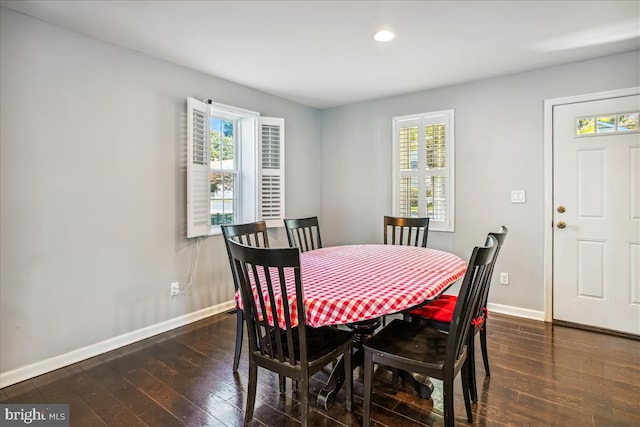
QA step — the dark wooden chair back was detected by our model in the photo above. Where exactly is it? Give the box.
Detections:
[221,221,270,372]
[383,215,430,247]
[227,239,353,425]
[447,235,497,364]
[284,216,322,252]
[468,225,508,389]
[228,240,307,367]
[381,215,430,325]
[481,225,508,308]
[221,221,270,292]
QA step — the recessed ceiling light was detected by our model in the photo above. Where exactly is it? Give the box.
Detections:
[373,30,395,42]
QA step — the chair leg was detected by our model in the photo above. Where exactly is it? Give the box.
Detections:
[300,378,309,426]
[442,372,455,427]
[344,345,352,412]
[391,368,400,393]
[468,335,478,402]
[233,310,243,372]
[461,362,473,423]
[480,326,490,376]
[244,362,258,426]
[362,351,374,427]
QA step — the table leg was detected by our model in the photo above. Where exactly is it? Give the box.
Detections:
[399,371,434,399]
[317,317,381,409]
[316,316,435,407]
[317,347,363,409]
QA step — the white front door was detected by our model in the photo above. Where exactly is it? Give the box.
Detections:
[553,94,640,335]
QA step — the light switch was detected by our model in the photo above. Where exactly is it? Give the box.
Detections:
[511,190,526,204]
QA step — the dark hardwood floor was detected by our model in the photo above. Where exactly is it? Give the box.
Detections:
[2,312,639,426]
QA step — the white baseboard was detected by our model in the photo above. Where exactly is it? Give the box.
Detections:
[487,302,545,321]
[0,300,236,388]
[1,300,544,388]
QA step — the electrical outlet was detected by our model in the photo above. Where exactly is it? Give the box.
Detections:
[170,282,180,296]
[499,272,509,285]
[510,190,526,204]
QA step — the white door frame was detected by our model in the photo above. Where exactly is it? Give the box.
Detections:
[543,86,640,322]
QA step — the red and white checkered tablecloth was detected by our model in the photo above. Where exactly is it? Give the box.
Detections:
[236,244,467,329]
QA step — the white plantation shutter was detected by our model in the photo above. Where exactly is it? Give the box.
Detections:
[186,97,285,236]
[259,117,285,228]
[425,122,449,222]
[393,110,454,232]
[187,97,211,238]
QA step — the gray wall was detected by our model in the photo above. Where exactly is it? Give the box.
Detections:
[319,50,640,312]
[0,8,320,375]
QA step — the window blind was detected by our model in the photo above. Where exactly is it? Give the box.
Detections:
[259,118,285,227]
[393,110,454,232]
[187,98,212,238]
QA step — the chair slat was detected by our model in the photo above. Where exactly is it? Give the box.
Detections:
[383,216,429,247]
[284,216,323,252]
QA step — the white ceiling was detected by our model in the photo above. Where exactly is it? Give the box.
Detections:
[2,0,639,109]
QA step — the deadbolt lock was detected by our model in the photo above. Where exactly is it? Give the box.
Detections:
[557,206,566,213]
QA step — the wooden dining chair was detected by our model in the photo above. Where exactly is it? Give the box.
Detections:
[405,225,508,401]
[381,216,430,325]
[363,235,498,427]
[227,239,353,426]
[283,216,323,252]
[221,221,270,372]
[383,215,430,247]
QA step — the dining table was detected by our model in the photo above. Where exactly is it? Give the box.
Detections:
[237,243,467,408]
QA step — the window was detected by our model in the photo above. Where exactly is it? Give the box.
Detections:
[187,98,284,237]
[576,111,639,136]
[210,113,238,227]
[392,110,454,232]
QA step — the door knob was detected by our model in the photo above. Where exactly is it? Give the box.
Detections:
[557,221,566,229]
[557,206,566,213]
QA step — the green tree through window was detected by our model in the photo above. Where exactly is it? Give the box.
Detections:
[210,117,235,225]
